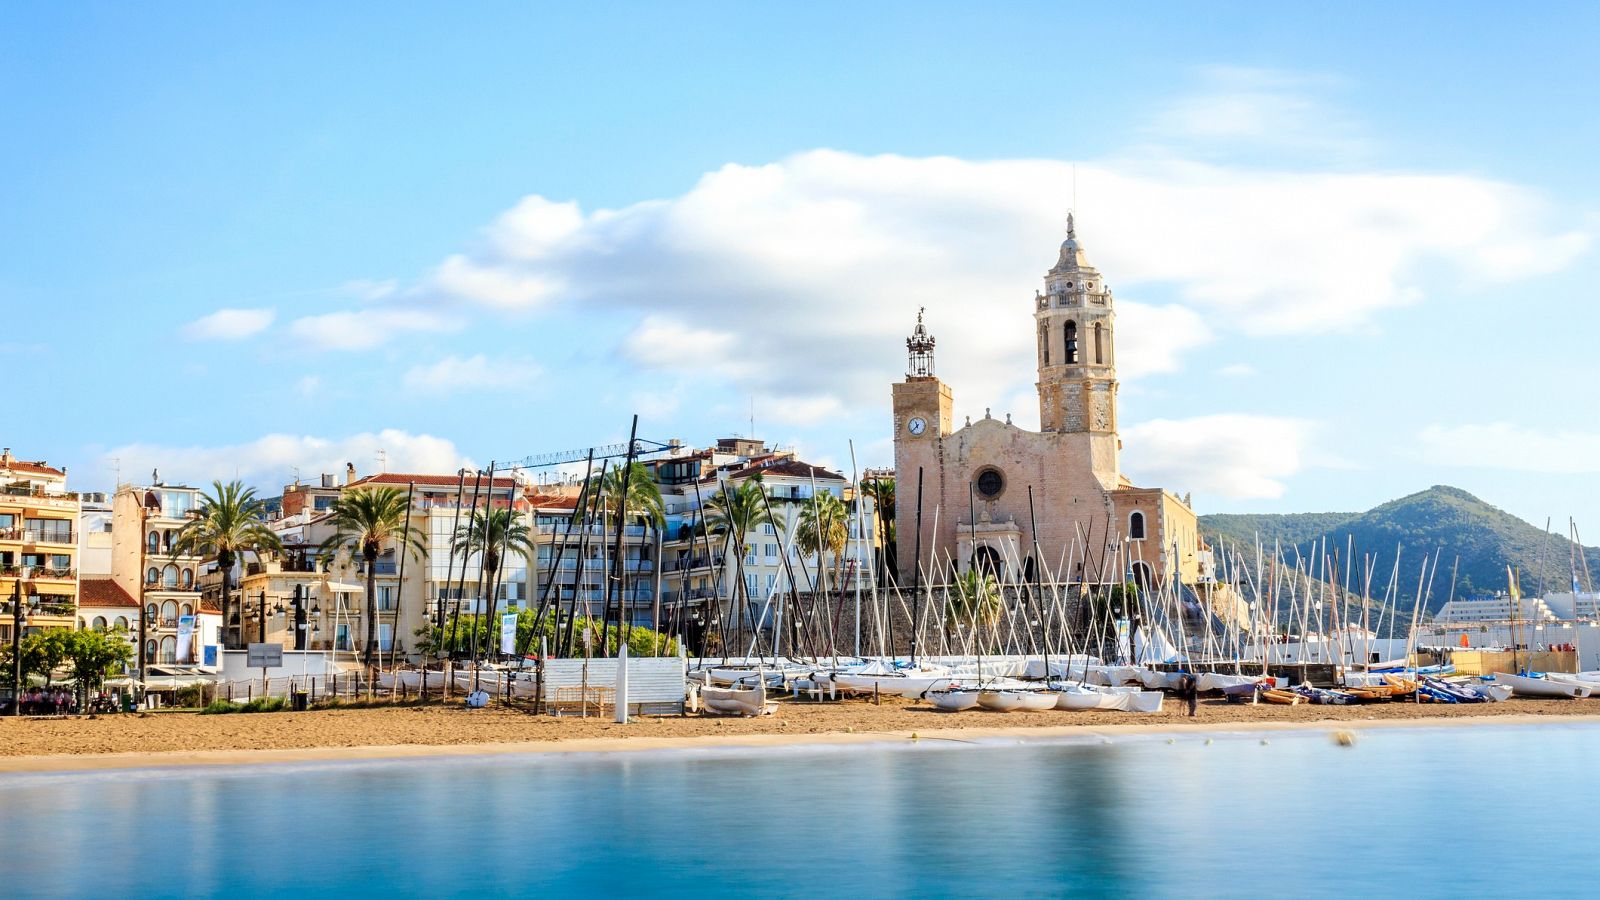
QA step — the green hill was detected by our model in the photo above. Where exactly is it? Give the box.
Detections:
[1200,486,1599,607]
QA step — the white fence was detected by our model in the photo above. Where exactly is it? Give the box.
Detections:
[540,657,686,715]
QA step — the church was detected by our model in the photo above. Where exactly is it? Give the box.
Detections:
[891,216,1204,589]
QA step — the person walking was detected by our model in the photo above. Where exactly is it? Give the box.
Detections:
[1179,673,1198,717]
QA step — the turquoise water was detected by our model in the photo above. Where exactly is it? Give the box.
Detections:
[3,724,1597,898]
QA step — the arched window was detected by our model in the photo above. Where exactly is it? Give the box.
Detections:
[1039,324,1050,365]
[147,532,159,554]
[146,567,159,585]
[1023,556,1038,584]
[180,603,193,617]
[92,616,107,631]
[114,616,129,630]
[1064,321,1079,364]
[181,568,193,588]
[1094,322,1105,365]
[162,529,175,552]
[159,636,177,664]
[162,564,179,588]
[145,603,158,623]
[1129,511,1147,541]
[161,600,178,623]
[143,640,157,663]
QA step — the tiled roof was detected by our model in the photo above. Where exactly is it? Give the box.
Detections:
[79,578,139,608]
[350,473,519,490]
[727,458,847,481]
[2,460,64,477]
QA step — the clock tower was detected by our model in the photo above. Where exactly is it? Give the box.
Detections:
[891,307,953,503]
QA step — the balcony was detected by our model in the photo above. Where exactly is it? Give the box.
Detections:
[21,529,75,546]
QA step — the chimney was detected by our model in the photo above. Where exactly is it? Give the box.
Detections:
[1,447,11,466]
[345,462,357,485]
[321,473,334,488]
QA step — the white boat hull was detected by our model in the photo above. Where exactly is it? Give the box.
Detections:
[1495,672,1591,699]
[926,690,981,711]
[977,691,1026,712]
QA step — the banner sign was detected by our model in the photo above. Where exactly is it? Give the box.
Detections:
[500,613,518,655]
[176,615,195,663]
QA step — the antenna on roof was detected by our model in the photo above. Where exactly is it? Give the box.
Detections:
[750,396,756,441]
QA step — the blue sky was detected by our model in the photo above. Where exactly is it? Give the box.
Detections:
[5,3,1600,531]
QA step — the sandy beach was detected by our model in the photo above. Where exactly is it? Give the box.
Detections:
[4,696,1600,774]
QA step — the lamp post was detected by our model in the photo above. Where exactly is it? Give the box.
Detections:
[10,574,39,717]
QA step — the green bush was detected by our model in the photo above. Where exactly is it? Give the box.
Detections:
[240,696,287,713]
[174,684,208,708]
[200,699,240,715]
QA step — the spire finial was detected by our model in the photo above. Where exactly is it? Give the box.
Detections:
[1066,211,1075,239]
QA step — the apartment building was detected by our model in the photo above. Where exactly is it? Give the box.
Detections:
[111,481,218,665]
[0,449,80,644]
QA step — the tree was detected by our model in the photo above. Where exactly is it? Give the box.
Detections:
[451,507,535,657]
[861,477,897,582]
[796,491,849,586]
[0,629,71,687]
[946,569,1002,645]
[703,476,784,639]
[595,461,665,528]
[64,627,134,696]
[319,487,427,681]
[173,480,282,650]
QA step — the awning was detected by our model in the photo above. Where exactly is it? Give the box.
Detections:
[318,581,366,593]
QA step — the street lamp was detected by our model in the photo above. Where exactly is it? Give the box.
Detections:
[9,573,40,717]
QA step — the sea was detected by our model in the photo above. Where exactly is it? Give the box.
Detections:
[2,723,1598,898]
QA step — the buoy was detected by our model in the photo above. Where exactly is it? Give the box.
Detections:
[911,732,919,740]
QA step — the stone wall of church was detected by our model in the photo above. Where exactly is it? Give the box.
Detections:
[895,415,1122,583]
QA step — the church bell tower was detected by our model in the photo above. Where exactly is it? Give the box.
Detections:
[1035,214,1119,435]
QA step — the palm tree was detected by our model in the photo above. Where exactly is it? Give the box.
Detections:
[595,461,665,528]
[172,480,282,650]
[796,491,849,586]
[946,568,1003,647]
[703,476,784,637]
[318,487,426,680]
[861,476,896,582]
[451,507,536,656]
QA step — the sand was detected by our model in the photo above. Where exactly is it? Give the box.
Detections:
[4,695,1600,774]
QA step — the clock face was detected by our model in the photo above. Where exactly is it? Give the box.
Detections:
[907,417,927,436]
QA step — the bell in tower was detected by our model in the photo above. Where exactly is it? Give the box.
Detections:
[906,306,936,379]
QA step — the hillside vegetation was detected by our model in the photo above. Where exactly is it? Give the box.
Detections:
[1200,486,1599,608]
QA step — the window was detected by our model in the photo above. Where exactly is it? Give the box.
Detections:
[146,567,159,585]
[378,623,394,651]
[161,600,178,623]
[144,640,157,663]
[334,623,352,651]
[181,568,193,588]
[1064,321,1078,364]
[159,636,177,664]
[145,603,158,623]
[180,603,193,617]
[147,532,160,554]
[48,554,70,571]
[1094,322,1104,365]
[766,574,777,594]
[744,572,759,595]
[27,518,72,543]
[975,468,1005,499]
[114,616,129,630]
[762,523,777,535]
[91,616,107,631]
[765,543,778,560]
[1129,511,1147,541]
[163,564,179,588]
[378,586,396,611]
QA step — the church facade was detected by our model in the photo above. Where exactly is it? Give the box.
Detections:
[891,217,1203,589]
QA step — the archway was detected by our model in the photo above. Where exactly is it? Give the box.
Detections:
[1130,561,1155,591]
[972,545,1005,581]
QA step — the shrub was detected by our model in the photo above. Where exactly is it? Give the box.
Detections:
[200,699,240,715]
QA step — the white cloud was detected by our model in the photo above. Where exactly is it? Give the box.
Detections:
[1217,363,1256,377]
[101,429,471,490]
[1152,66,1365,159]
[1122,414,1319,502]
[288,308,450,350]
[181,308,275,341]
[402,354,542,394]
[1417,423,1600,474]
[358,147,1582,414]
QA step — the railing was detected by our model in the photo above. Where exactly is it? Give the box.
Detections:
[0,485,77,501]
[669,557,712,571]
[22,529,74,545]
[33,567,75,580]
[355,562,398,575]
